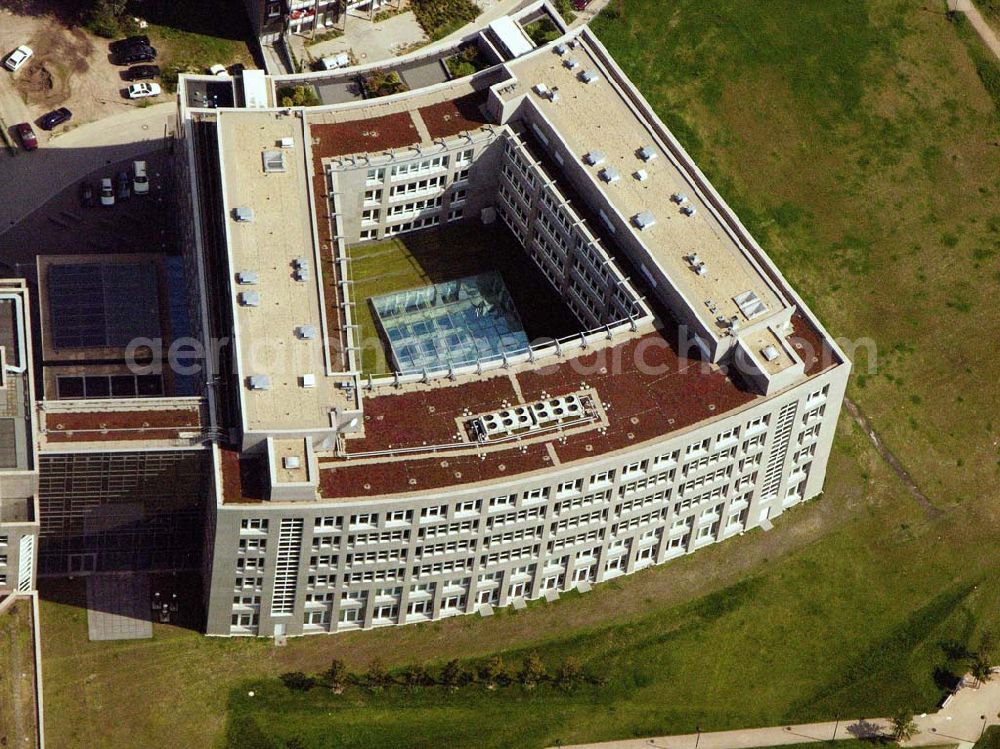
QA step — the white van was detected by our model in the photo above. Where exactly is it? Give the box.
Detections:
[320,52,350,71]
[133,160,149,195]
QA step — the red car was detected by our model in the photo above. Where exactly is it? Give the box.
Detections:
[572,0,591,9]
[15,122,38,151]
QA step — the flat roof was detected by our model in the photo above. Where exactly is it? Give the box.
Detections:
[217,110,338,433]
[502,35,791,354]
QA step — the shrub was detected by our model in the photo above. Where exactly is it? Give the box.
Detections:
[524,18,560,46]
[362,69,408,98]
[479,655,511,688]
[364,659,392,691]
[276,85,320,107]
[83,0,127,38]
[518,652,547,688]
[320,658,349,692]
[554,656,584,691]
[411,0,481,40]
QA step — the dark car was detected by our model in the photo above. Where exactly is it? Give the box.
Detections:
[572,0,591,8]
[109,35,150,54]
[116,170,130,200]
[116,45,157,66]
[78,180,94,208]
[123,64,160,81]
[38,107,72,130]
[15,122,38,151]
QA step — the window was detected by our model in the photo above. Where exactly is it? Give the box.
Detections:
[364,188,382,203]
[454,167,470,183]
[590,470,615,487]
[238,538,266,551]
[556,479,583,497]
[523,487,549,503]
[366,167,385,184]
[451,188,467,204]
[231,612,258,628]
[362,208,380,225]
[489,494,516,511]
[420,504,446,521]
[350,513,378,527]
[456,148,474,165]
[315,516,341,530]
[240,518,268,531]
[360,228,378,241]
[447,207,464,222]
[386,509,412,525]
[390,155,448,179]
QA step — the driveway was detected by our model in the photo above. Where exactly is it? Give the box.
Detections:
[0,101,175,235]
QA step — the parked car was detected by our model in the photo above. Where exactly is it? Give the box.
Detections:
[109,35,150,54]
[99,178,114,207]
[78,181,94,208]
[117,46,157,66]
[123,64,161,81]
[116,171,130,200]
[126,81,161,99]
[15,122,38,151]
[572,0,591,9]
[4,45,33,72]
[133,160,149,195]
[38,107,72,130]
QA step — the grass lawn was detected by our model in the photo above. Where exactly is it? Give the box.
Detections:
[348,224,583,373]
[37,0,1000,748]
[0,600,38,749]
[975,727,1000,749]
[136,0,256,89]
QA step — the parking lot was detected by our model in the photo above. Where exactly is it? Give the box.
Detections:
[0,146,178,279]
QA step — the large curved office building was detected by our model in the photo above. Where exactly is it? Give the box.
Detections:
[1,2,849,639]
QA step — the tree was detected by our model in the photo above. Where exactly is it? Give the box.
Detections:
[480,655,511,688]
[83,0,128,37]
[362,69,408,98]
[364,659,392,691]
[970,653,993,684]
[400,664,431,690]
[279,671,316,691]
[518,652,547,688]
[321,658,349,693]
[554,656,584,691]
[889,709,918,743]
[439,658,462,689]
[276,85,320,108]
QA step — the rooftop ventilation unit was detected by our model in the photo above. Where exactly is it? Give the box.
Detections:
[533,82,550,96]
[293,257,309,270]
[734,290,767,319]
[237,271,259,285]
[638,145,658,162]
[681,205,697,216]
[248,374,271,390]
[471,393,588,440]
[761,345,780,362]
[554,43,567,55]
[599,167,621,183]
[295,267,310,282]
[671,193,687,204]
[278,136,294,148]
[234,206,254,222]
[550,89,561,103]
[301,373,316,388]
[282,456,301,469]
[633,211,656,230]
[584,150,606,166]
[634,169,649,182]
[579,70,600,84]
[296,324,318,340]
[262,150,286,173]
[239,291,261,307]
[563,58,579,69]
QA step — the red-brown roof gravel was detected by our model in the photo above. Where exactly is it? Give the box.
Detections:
[310,113,421,159]
[44,409,201,442]
[419,92,490,140]
[220,447,267,503]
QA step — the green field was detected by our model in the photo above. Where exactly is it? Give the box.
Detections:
[0,600,38,749]
[38,0,1000,747]
[348,224,582,373]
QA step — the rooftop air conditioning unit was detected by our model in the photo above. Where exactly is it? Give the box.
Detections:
[234,206,254,222]
[761,345,780,362]
[293,257,309,269]
[301,373,316,388]
[239,291,261,307]
[296,324,317,339]
[278,136,294,148]
[681,205,697,216]
[553,43,567,55]
[295,267,310,282]
[584,150,605,166]
[579,70,600,84]
[533,82,550,96]
[283,456,301,469]
[671,193,687,204]
[638,145,658,162]
[599,167,620,183]
[633,211,656,230]
[248,375,271,390]
[634,169,649,182]
[563,58,579,70]
[237,271,259,285]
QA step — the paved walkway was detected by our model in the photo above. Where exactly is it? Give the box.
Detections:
[0,101,175,236]
[86,574,153,641]
[951,0,1000,60]
[552,672,1000,749]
